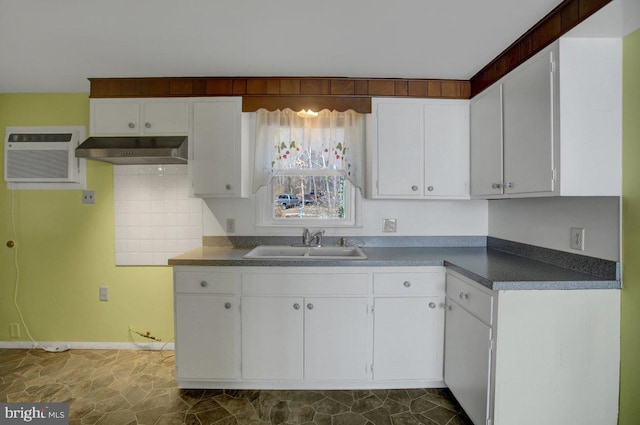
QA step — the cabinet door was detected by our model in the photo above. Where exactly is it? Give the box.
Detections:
[375,102,424,197]
[373,297,444,380]
[424,101,469,198]
[304,297,369,381]
[470,84,504,197]
[503,49,555,195]
[175,295,239,380]
[444,298,492,425]
[192,99,242,197]
[142,102,190,134]
[92,102,140,135]
[241,296,304,380]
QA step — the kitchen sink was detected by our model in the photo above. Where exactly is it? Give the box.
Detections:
[243,245,367,260]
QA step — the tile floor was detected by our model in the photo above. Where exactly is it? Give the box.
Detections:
[0,349,473,425]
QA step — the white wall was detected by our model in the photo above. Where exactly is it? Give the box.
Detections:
[203,195,488,237]
[488,197,620,261]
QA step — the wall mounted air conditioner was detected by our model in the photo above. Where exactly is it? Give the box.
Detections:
[4,126,86,190]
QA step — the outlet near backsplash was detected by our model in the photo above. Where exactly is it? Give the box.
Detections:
[113,165,203,266]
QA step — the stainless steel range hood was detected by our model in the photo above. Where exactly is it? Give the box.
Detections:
[75,136,188,165]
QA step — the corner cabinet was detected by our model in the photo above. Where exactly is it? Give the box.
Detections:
[173,266,446,389]
[470,38,622,199]
[444,270,620,425]
[191,98,250,198]
[368,98,470,199]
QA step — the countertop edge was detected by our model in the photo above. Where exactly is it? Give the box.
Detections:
[169,246,621,291]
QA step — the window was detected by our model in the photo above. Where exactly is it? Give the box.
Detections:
[253,109,364,227]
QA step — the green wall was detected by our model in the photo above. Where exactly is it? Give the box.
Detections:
[0,94,174,344]
[620,29,640,425]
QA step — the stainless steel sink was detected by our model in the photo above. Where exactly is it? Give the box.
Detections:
[243,245,367,260]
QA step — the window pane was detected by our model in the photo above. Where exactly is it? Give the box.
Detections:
[273,175,345,220]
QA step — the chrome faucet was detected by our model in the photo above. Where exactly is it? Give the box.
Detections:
[302,228,324,247]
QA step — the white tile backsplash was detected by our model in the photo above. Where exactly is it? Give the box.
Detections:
[114,165,202,266]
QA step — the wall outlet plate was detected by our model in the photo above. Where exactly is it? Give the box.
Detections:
[383,218,397,233]
[82,190,96,204]
[570,227,585,251]
[226,218,236,233]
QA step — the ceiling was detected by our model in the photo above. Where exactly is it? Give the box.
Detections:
[0,0,568,93]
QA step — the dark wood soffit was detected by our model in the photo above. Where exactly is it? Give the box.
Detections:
[88,77,471,103]
[470,0,612,97]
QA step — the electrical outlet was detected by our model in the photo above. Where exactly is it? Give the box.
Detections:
[99,285,109,301]
[82,190,96,204]
[383,218,397,233]
[570,227,585,251]
[10,323,20,338]
[226,218,236,233]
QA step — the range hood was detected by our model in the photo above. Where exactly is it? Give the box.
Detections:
[75,136,188,165]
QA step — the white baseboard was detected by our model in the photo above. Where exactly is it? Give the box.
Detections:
[0,341,174,351]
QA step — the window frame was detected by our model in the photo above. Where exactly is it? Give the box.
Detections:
[255,176,360,228]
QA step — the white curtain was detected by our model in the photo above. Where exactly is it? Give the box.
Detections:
[252,108,365,193]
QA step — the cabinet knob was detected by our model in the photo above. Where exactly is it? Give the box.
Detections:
[403,281,411,288]
[128,122,135,129]
[224,302,232,309]
[428,302,436,309]
[505,182,513,189]
[459,292,469,300]
[447,305,453,311]
[200,281,208,288]
[293,303,300,310]
[491,183,502,189]
[411,185,418,192]
[145,122,151,129]
[427,186,434,192]
[307,303,314,310]
[225,184,232,190]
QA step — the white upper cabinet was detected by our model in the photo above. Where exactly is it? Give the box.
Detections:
[369,98,470,199]
[191,98,250,198]
[470,38,622,199]
[470,84,503,197]
[91,98,190,136]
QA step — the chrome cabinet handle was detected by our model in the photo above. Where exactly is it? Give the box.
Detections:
[293,303,300,310]
[307,303,314,310]
[492,183,502,189]
[200,281,208,288]
[428,302,436,309]
[403,281,411,288]
[128,122,135,129]
[145,122,151,128]
[447,305,453,311]
[427,186,434,192]
[505,182,513,189]
[224,302,232,309]
[459,292,469,300]
[411,185,418,192]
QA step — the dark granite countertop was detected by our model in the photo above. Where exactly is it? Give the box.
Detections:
[169,245,620,291]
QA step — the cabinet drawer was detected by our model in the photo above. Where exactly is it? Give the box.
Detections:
[446,272,493,325]
[374,270,445,295]
[175,271,238,294]
[242,272,368,296]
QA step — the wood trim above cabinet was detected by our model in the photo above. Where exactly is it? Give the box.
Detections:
[89,77,471,104]
[241,96,372,113]
[470,0,612,96]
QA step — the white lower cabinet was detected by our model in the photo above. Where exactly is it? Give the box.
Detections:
[241,296,304,380]
[174,266,446,389]
[174,269,240,382]
[372,270,445,381]
[241,296,369,381]
[444,270,620,425]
